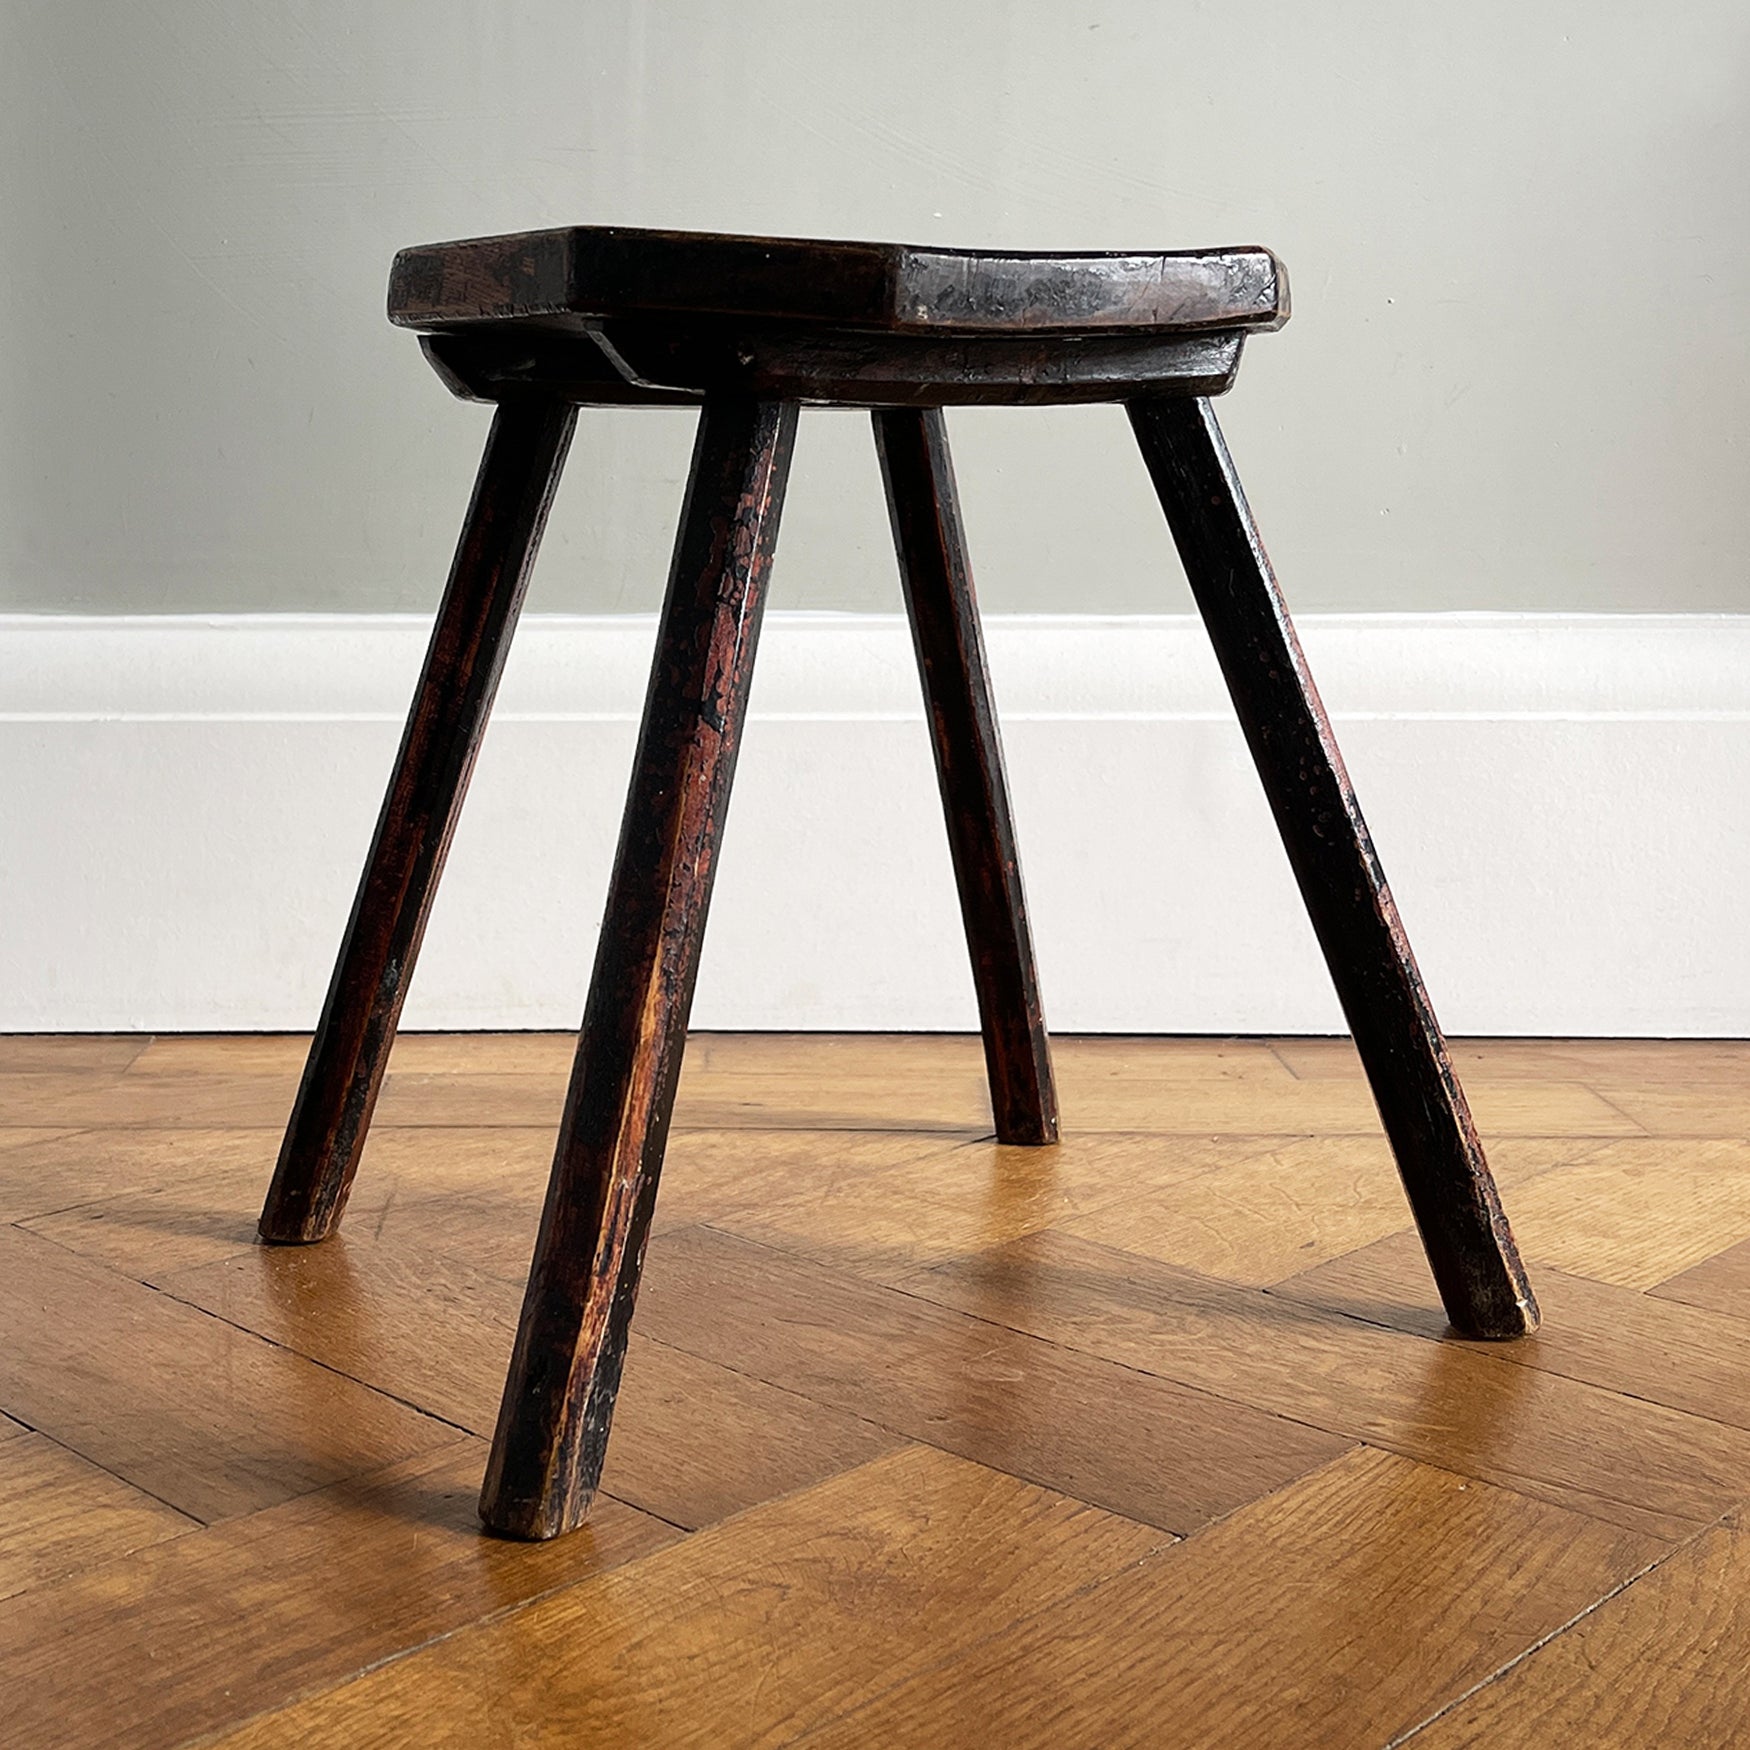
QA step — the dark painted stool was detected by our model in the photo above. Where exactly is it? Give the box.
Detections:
[258,226,1538,1540]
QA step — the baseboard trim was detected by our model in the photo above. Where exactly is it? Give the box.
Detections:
[6,611,1748,1035]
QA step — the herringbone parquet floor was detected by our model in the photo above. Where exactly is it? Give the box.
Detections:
[5,1032,1750,1746]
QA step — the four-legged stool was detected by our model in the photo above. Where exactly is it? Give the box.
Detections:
[258,225,1539,1540]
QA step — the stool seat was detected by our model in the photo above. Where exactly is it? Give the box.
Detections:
[391,227,1290,409]
[262,223,1537,1542]
[388,225,1290,337]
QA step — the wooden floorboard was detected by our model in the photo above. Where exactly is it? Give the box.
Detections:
[0,1036,150,1075]
[902,1226,1750,1541]
[1651,1232,1750,1318]
[203,1447,1171,1750]
[1278,1228,1750,1431]
[0,1128,277,1225]
[153,1225,908,1533]
[0,1225,458,1523]
[1481,1137,1750,1287]
[1057,1133,1597,1287]
[801,1447,1662,1750]
[709,1131,1277,1284]
[631,1224,1351,1532]
[2,1032,1747,1745]
[0,1440,678,1750]
[0,1417,195,1603]
[1402,1513,1750,1747]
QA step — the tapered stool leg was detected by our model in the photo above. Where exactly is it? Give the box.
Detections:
[259,401,577,1244]
[1129,395,1537,1339]
[873,408,1059,1145]
[481,397,799,1539]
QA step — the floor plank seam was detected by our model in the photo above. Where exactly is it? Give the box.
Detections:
[576,1273,1205,1529]
[1650,1282,1750,1318]
[184,1443,1175,1750]
[674,1222,1355,1530]
[0,1413,215,1533]
[161,1532,684,1750]
[1262,1275,1750,1444]
[1575,1084,1652,1133]
[139,1272,482,1447]
[1385,1508,1729,1747]
[828,1235,1750,1537]
[158,1458,917,1750]
[139,1257,877,1542]
[779,1534,1184,1748]
[1263,1041,1309,1079]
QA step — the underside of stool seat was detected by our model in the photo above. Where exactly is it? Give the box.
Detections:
[392,225,1290,409]
[417,320,1248,408]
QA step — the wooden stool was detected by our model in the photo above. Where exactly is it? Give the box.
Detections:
[259,226,1538,1540]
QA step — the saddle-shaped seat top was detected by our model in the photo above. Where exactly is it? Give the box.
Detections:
[388,225,1290,338]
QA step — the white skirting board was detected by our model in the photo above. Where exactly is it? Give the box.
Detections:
[4,611,1748,1037]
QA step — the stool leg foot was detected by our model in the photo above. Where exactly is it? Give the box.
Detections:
[259,401,577,1245]
[1128,396,1537,1340]
[481,398,798,1540]
[873,408,1059,1146]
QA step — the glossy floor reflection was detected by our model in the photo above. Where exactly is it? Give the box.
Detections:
[2,1031,1748,1747]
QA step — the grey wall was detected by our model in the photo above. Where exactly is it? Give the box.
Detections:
[4,2,1747,616]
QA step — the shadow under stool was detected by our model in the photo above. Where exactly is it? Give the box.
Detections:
[257,225,1539,1540]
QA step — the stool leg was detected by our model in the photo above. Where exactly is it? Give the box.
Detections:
[873,408,1059,1145]
[259,401,577,1244]
[481,397,799,1539]
[1128,395,1537,1339]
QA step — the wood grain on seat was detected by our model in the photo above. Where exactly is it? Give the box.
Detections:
[388,225,1289,336]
